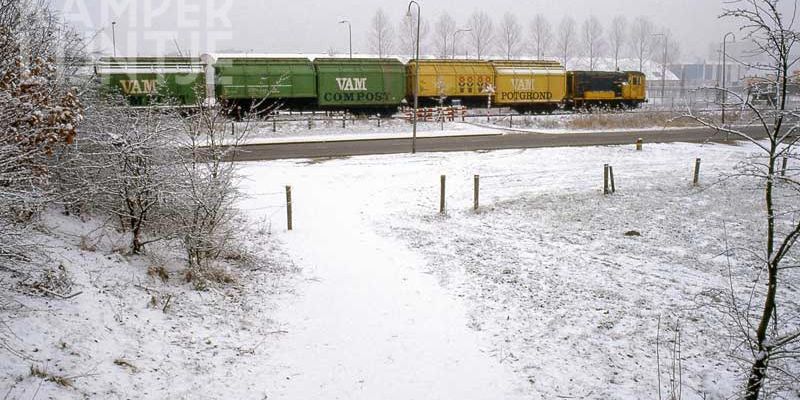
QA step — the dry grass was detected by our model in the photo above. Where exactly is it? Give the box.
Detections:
[184,265,236,290]
[508,109,758,131]
[146,265,169,282]
[78,235,97,252]
[113,358,138,373]
[29,365,72,387]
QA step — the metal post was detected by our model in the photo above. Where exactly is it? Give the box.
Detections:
[407,1,421,154]
[662,35,667,100]
[722,32,735,128]
[452,28,472,59]
[112,21,117,57]
[651,33,667,103]
[603,164,610,195]
[339,20,352,59]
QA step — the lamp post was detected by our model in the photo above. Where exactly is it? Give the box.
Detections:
[407,1,420,154]
[452,28,471,59]
[339,20,352,59]
[722,32,735,127]
[112,21,117,57]
[651,33,668,102]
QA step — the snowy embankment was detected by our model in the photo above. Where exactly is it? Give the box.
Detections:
[1,213,296,399]
[238,140,797,399]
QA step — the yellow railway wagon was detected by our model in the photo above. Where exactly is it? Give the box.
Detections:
[491,60,566,111]
[406,60,495,105]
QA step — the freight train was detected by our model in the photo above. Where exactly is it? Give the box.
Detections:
[96,55,646,113]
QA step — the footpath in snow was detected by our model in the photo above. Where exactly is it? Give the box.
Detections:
[238,163,526,400]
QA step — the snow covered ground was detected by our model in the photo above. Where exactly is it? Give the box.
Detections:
[3,140,797,399]
[0,213,297,399]
[238,140,798,399]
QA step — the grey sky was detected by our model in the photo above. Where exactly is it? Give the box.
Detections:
[56,0,748,61]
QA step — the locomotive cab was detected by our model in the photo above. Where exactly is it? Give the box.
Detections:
[622,71,646,106]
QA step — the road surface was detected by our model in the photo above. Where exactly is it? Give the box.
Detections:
[231,126,768,161]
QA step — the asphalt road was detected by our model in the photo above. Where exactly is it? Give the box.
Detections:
[231,126,769,162]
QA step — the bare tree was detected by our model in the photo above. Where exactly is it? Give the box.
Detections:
[434,13,456,58]
[397,11,430,57]
[468,10,494,60]
[369,9,394,58]
[684,1,800,399]
[609,15,628,70]
[529,14,553,60]
[629,16,655,72]
[499,12,522,59]
[581,16,605,71]
[555,16,576,68]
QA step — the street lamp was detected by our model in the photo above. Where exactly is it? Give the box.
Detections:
[722,32,735,126]
[651,33,668,103]
[452,28,471,59]
[112,21,117,57]
[406,1,420,154]
[339,20,352,59]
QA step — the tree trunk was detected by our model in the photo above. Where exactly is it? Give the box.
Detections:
[745,147,778,400]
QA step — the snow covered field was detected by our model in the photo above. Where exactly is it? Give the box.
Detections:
[238,140,797,399]
[3,140,797,399]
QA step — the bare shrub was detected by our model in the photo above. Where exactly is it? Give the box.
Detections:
[29,365,72,387]
[147,265,169,283]
[0,0,84,268]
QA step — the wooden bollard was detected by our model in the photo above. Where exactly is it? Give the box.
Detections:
[781,156,788,176]
[440,175,446,214]
[636,138,643,151]
[272,113,277,132]
[285,186,293,231]
[603,164,610,195]
[509,114,513,128]
[693,158,701,186]
[609,165,616,193]
[473,175,480,211]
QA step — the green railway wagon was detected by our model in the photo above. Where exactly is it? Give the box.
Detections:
[314,58,406,111]
[209,56,317,107]
[96,57,205,106]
